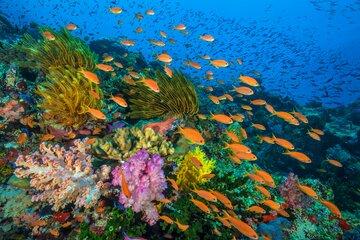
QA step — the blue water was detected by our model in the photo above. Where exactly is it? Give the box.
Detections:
[1,0,359,106]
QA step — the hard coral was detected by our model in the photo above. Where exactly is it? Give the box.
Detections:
[36,67,102,129]
[129,70,199,119]
[0,99,24,123]
[92,127,174,161]
[175,147,215,189]
[17,27,97,72]
[111,149,167,225]
[15,138,111,211]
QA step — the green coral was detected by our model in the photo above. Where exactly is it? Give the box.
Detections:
[128,70,199,119]
[0,164,13,184]
[92,127,174,161]
[78,208,146,240]
[17,27,97,72]
[175,147,215,189]
[36,67,102,129]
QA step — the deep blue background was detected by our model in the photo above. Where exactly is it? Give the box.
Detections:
[1,0,359,106]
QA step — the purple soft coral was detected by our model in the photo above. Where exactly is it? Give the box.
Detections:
[112,149,167,225]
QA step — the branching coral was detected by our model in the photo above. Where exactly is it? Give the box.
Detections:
[128,70,199,119]
[92,127,174,161]
[111,149,167,225]
[17,27,97,72]
[36,67,102,129]
[14,138,111,211]
[175,147,215,189]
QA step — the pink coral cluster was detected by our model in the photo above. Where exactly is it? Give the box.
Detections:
[15,138,111,211]
[112,149,167,225]
[0,99,24,122]
[279,173,311,210]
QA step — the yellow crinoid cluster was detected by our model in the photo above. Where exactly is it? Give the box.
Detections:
[175,147,215,189]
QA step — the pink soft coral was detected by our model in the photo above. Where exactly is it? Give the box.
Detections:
[112,149,167,225]
[279,173,311,210]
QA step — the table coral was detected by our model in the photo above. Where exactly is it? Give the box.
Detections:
[111,149,167,225]
[92,127,174,161]
[14,138,111,211]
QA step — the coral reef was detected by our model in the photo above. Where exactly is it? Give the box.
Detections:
[175,146,215,189]
[36,66,102,129]
[0,164,13,184]
[128,71,199,119]
[17,27,97,71]
[0,185,33,219]
[257,217,291,240]
[112,149,167,225]
[92,127,174,161]
[14,138,111,211]
[279,173,311,210]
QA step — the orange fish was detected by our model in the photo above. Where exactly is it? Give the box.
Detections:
[200,34,215,42]
[202,173,215,180]
[274,111,299,125]
[120,169,131,198]
[211,114,233,124]
[135,27,143,33]
[211,190,233,209]
[272,135,295,150]
[114,61,124,68]
[159,215,174,224]
[247,206,266,214]
[235,152,257,161]
[226,215,259,240]
[110,6,123,14]
[264,103,276,114]
[86,138,97,145]
[231,114,245,122]
[42,31,55,40]
[164,65,173,78]
[146,9,155,15]
[308,131,321,141]
[192,189,217,202]
[217,216,231,228]
[292,111,308,124]
[80,70,100,84]
[178,127,205,145]
[17,132,27,145]
[49,228,60,237]
[208,95,220,104]
[297,184,318,199]
[87,108,106,120]
[225,143,252,154]
[174,23,186,31]
[157,53,172,63]
[175,220,189,231]
[255,185,271,198]
[321,200,341,218]
[326,159,343,167]
[241,105,253,111]
[197,114,207,120]
[251,99,267,106]
[149,39,165,47]
[224,94,233,101]
[255,170,275,188]
[190,157,203,169]
[252,123,266,131]
[185,60,201,69]
[66,23,77,31]
[102,54,113,62]
[41,133,55,142]
[262,200,280,210]
[239,75,259,87]
[190,198,211,213]
[229,154,242,164]
[259,136,275,144]
[167,178,179,191]
[276,208,290,218]
[140,78,160,92]
[96,63,114,72]
[159,198,172,204]
[226,131,240,142]
[89,89,100,100]
[247,174,265,184]
[210,59,229,68]
[283,151,311,163]
[240,127,248,139]
[111,96,128,107]
[210,204,219,213]
[234,86,254,95]
[160,31,167,38]
[311,128,324,135]
[120,39,135,47]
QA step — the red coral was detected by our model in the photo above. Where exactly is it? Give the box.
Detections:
[279,173,310,210]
